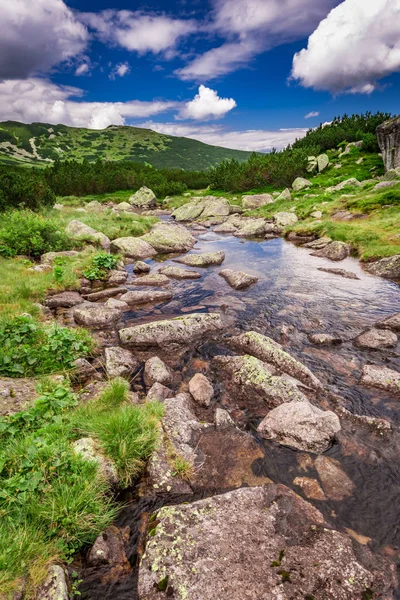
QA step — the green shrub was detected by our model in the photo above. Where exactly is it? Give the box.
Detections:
[0,210,74,258]
[0,166,55,212]
[82,252,119,280]
[0,316,93,377]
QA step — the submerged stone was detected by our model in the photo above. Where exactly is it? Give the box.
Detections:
[318,267,359,280]
[360,364,400,394]
[376,312,400,331]
[219,269,258,290]
[314,456,355,501]
[354,328,398,349]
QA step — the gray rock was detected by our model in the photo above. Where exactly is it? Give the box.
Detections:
[87,526,130,568]
[276,187,292,201]
[377,116,400,171]
[317,153,329,172]
[274,211,298,227]
[45,291,83,308]
[119,289,173,306]
[310,210,322,219]
[119,313,224,348]
[314,456,355,501]
[175,251,225,267]
[383,168,400,181]
[65,220,110,249]
[303,236,332,250]
[235,218,267,238]
[360,364,400,394]
[72,437,118,484]
[73,304,121,328]
[53,203,64,210]
[318,267,359,280]
[85,200,103,212]
[172,196,231,222]
[114,201,132,211]
[230,331,322,389]
[364,254,400,280]
[105,297,129,310]
[146,382,173,402]
[242,193,274,209]
[73,358,98,382]
[354,328,398,349]
[219,269,258,290]
[312,241,351,261]
[41,250,80,264]
[0,377,38,417]
[83,287,127,302]
[257,400,341,453]
[141,223,196,254]
[132,274,170,287]
[158,266,201,280]
[326,178,362,193]
[129,186,157,208]
[107,270,129,285]
[376,312,400,331]
[292,177,312,191]
[144,357,172,387]
[374,180,398,190]
[214,407,234,429]
[188,373,213,407]
[138,484,394,600]
[105,347,139,379]
[110,237,157,259]
[308,333,342,345]
[133,261,151,273]
[36,565,69,600]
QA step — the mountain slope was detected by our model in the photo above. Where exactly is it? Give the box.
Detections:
[0,121,252,170]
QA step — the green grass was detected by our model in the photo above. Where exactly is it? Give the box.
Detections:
[0,378,162,598]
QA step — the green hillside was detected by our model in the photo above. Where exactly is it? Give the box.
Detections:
[0,121,252,170]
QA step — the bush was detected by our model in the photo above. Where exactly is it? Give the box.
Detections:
[0,166,55,211]
[82,252,119,280]
[0,316,93,377]
[0,210,74,258]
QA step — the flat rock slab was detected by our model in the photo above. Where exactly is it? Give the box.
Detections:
[120,290,173,306]
[132,274,170,287]
[141,223,196,254]
[354,328,398,349]
[376,312,400,332]
[312,241,351,261]
[73,305,121,328]
[110,237,157,259]
[318,267,360,280]
[0,377,38,416]
[158,266,202,280]
[257,400,341,454]
[173,196,231,221]
[360,364,400,394]
[174,251,225,267]
[119,313,224,348]
[230,331,322,389]
[83,287,127,302]
[45,291,83,308]
[138,485,394,600]
[219,269,258,290]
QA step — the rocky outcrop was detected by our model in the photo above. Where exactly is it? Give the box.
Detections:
[119,289,173,306]
[364,255,400,280]
[354,328,398,349]
[242,193,274,209]
[188,373,213,407]
[119,313,224,348]
[158,266,201,280]
[110,237,157,259]
[65,220,110,249]
[174,251,225,267]
[219,269,258,290]
[129,186,157,208]
[257,400,341,453]
[230,331,322,389]
[73,304,121,328]
[292,177,312,191]
[311,241,351,261]
[138,484,395,600]
[141,223,196,254]
[105,347,139,379]
[360,364,400,394]
[376,115,400,171]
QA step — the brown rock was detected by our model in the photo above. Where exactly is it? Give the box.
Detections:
[314,456,355,501]
[188,373,214,407]
[354,328,398,349]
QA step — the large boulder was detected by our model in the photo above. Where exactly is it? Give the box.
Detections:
[257,400,341,453]
[119,313,224,348]
[230,331,322,389]
[65,220,110,249]
[377,115,400,171]
[234,218,266,238]
[274,211,298,227]
[110,237,157,259]
[317,153,330,172]
[174,251,225,267]
[141,223,196,254]
[138,485,395,600]
[172,196,231,222]
[364,255,400,280]
[129,186,157,208]
[311,241,351,261]
[292,177,312,191]
[242,193,274,209]
[219,269,258,290]
[73,304,121,328]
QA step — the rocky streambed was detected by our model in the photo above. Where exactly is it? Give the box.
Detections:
[43,217,400,599]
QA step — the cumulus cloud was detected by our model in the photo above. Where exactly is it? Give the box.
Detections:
[291,0,400,94]
[0,78,177,129]
[109,62,131,80]
[178,85,236,120]
[0,0,88,80]
[177,0,338,80]
[305,111,320,119]
[139,121,308,152]
[81,10,196,56]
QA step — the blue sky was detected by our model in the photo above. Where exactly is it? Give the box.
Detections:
[0,0,399,151]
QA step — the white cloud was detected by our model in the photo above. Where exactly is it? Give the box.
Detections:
[139,121,308,152]
[75,64,90,76]
[177,0,338,80]
[0,0,88,79]
[291,0,400,94]
[109,62,131,80]
[178,85,236,120]
[0,78,177,129]
[81,10,196,56]
[305,111,320,119]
